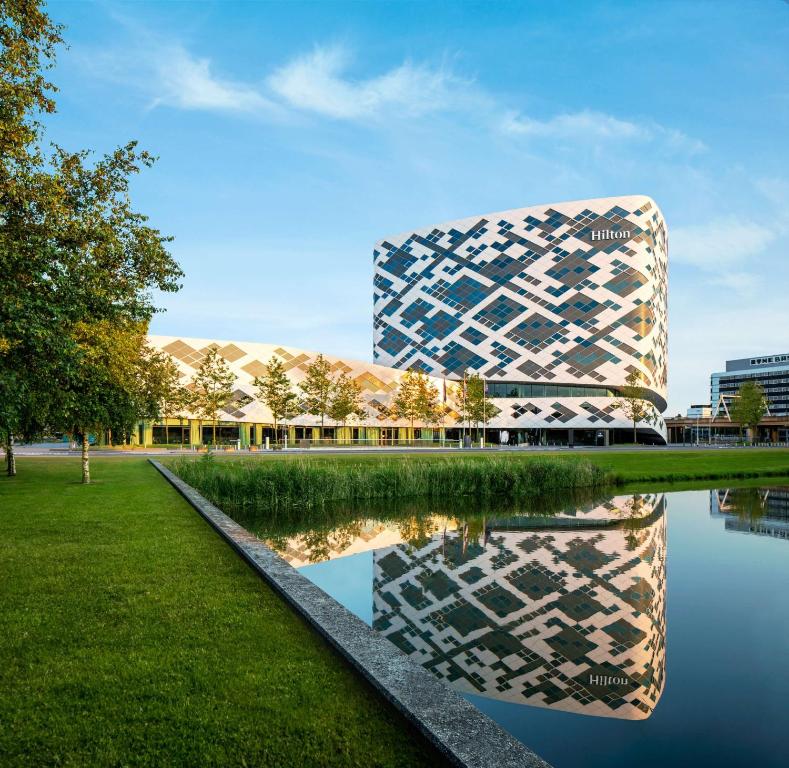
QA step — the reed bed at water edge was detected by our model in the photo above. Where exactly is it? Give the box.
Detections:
[169,454,610,513]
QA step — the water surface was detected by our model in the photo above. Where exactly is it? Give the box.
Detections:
[260,487,789,767]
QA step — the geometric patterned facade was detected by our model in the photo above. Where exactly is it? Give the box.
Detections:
[372,495,667,720]
[147,335,452,430]
[146,334,667,441]
[374,195,668,441]
[143,197,668,442]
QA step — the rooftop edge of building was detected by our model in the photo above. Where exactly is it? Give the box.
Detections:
[374,194,664,249]
[146,334,425,380]
[723,353,789,372]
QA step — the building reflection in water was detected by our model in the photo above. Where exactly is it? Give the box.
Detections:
[710,487,789,541]
[372,494,667,720]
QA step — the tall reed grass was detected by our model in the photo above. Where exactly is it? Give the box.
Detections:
[169,454,610,520]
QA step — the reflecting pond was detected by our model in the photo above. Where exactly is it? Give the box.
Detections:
[238,486,789,767]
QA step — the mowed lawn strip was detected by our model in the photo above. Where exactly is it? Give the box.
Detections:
[578,448,789,483]
[189,447,789,485]
[0,458,444,768]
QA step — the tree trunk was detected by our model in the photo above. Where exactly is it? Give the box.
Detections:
[5,433,16,477]
[212,416,217,448]
[165,419,169,447]
[81,432,90,484]
[633,420,637,445]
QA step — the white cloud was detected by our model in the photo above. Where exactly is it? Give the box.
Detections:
[500,109,705,153]
[709,270,763,298]
[80,33,704,158]
[671,217,776,269]
[501,109,649,140]
[267,45,465,120]
[150,46,279,113]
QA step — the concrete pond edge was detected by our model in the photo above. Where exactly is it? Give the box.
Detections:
[149,459,552,768]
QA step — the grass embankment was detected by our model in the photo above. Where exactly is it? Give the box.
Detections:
[170,454,607,519]
[0,458,444,768]
[578,448,789,485]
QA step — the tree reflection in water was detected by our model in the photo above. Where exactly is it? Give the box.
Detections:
[711,486,789,540]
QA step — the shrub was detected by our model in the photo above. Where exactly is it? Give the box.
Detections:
[169,454,610,520]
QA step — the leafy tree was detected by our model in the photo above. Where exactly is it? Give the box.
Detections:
[391,369,438,436]
[459,374,501,438]
[414,373,440,433]
[43,142,180,474]
[190,348,235,447]
[1,365,53,475]
[1,2,183,482]
[328,373,366,431]
[613,370,652,444]
[390,369,422,433]
[1,0,63,475]
[254,356,300,444]
[451,382,467,436]
[60,320,154,483]
[426,401,451,431]
[140,351,188,447]
[730,381,767,444]
[299,353,335,436]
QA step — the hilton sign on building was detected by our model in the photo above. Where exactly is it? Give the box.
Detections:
[590,228,632,241]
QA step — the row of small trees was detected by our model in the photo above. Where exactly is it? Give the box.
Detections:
[253,358,502,443]
[253,354,366,442]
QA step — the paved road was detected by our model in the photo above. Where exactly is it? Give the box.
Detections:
[7,442,789,457]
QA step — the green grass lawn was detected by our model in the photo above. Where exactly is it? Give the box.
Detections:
[193,447,789,486]
[0,458,444,768]
[578,447,789,483]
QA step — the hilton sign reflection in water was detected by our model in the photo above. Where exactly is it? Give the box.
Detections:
[372,495,666,720]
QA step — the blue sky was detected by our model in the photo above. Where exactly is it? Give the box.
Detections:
[44,0,789,414]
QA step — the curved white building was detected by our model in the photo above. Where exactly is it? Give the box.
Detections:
[139,195,667,447]
[373,195,668,444]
